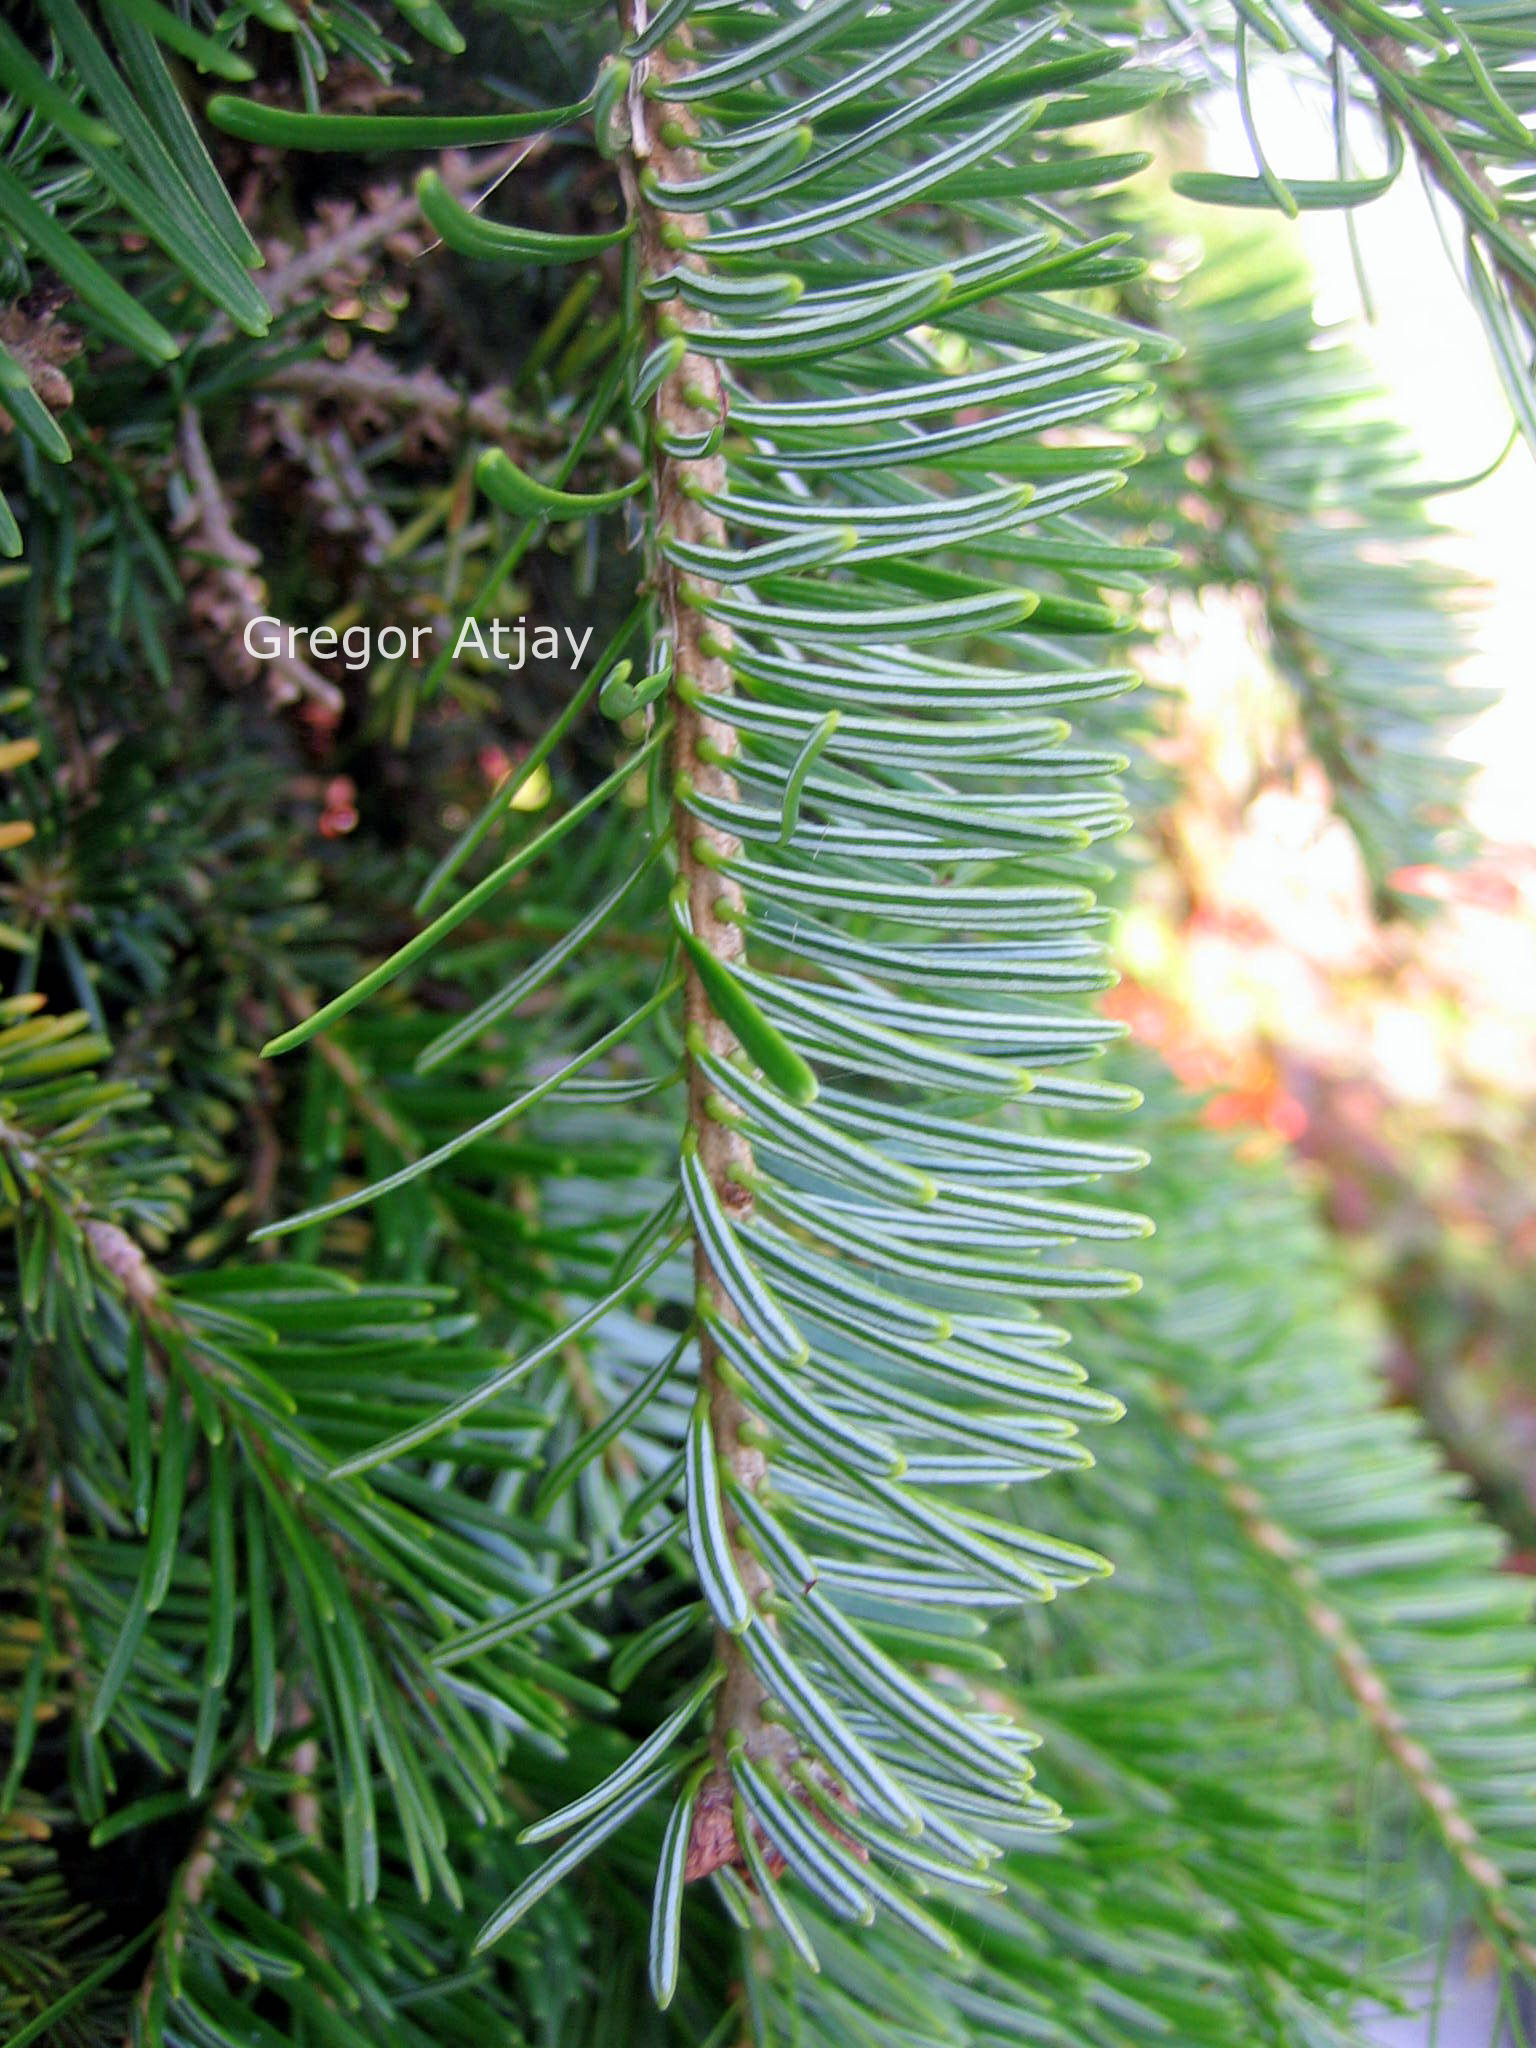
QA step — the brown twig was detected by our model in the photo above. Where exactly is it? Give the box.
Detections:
[266,348,553,447]
[257,143,538,321]
[175,405,343,713]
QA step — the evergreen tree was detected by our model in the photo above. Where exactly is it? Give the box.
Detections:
[2,3,1533,2043]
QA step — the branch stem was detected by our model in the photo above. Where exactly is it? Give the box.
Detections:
[620,3,786,1877]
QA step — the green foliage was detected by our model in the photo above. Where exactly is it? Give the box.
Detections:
[253,0,1166,1973]
[0,0,268,386]
[0,1,1533,2045]
[1171,0,1536,452]
[1133,226,1488,898]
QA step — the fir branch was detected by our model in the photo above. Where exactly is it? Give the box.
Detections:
[1142,241,1483,896]
[1155,1376,1536,1972]
[1089,1081,1536,1982]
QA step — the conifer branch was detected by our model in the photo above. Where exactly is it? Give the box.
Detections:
[1157,1377,1536,1969]
[1141,250,1481,894]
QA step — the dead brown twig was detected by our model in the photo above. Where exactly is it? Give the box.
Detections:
[174,405,343,713]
